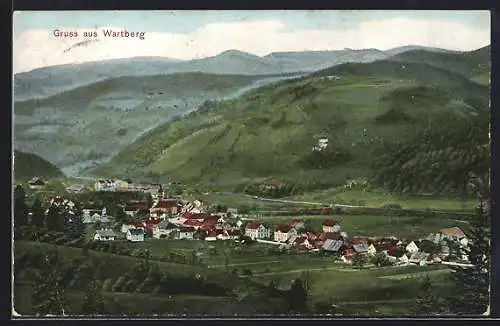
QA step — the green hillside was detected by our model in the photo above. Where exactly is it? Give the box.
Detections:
[13,150,65,181]
[91,59,489,195]
[387,45,490,80]
[14,72,285,175]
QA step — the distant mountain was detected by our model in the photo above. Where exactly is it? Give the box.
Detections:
[311,60,489,109]
[386,45,490,79]
[13,150,65,181]
[14,57,184,101]
[384,45,457,56]
[13,72,297,176]
[15,45,459,101]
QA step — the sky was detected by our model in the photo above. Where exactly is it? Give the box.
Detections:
[13,10,491,74]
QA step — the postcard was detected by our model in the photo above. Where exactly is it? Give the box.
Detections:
[12,10,491,318]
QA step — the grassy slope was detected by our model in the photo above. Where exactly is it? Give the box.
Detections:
[13,150,65,181]
[92,58,488,190]
[14,72,274,172]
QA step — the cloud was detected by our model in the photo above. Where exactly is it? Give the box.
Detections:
[13,18,490,73]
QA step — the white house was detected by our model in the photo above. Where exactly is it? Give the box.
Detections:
[273,226,297,243]
[405,241,419,254]
[245,222,270,240]
[398,254,410,265]
[153,219,179,239]
[94,229,116,241]
[367,244,377,256]
[28,177,46,189]
[121,223,137,233]
[126,228,145,242]
[178,227,195,240]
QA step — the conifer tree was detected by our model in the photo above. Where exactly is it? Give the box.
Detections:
[82,280,105,315]
[46,205,62,231]
[447,199,490,315]
[14,185,28,230]
[32,250,68,315]
[30,198,45,228]
[411,275,446,316]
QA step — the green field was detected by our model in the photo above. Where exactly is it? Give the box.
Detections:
[91,56,489,195]
[286,188,477,211]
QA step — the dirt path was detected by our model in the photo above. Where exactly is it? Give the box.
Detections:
[209,260,281,268]
[252,266,361,277]
[378,269,451,280]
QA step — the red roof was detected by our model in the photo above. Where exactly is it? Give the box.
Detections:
[246,222,263,230]
[314,240,325,249]
[181,212,193,219]
[323,218,338,227]
[304,232,318,241]
[155,200,181,209]
[184,219,203,227]
[276,225,292,233]
[345,248,356,257]
[207,230,219,237]
[142,218,162,230]
[136,203,148,210]
[319,232,341,241]
[374,242,396,252]
[347,237,369,246]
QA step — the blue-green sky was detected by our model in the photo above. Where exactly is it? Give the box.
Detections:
[13,10,490,73]
[14,10,490,35]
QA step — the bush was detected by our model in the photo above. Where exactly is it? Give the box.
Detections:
[102,278,114,292]
[111,276,127,292]
[243,268,252,276]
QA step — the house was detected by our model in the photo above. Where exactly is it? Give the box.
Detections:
[183,219,204,230]
[322,218,341,233]
[178,227,195,240]
[150,199,182,216]
[182,200,206,214]
[322,239,344,253]
[94,229,116,241]
[367,244,377,255]
[273,225,298,243]
[353,243,370,254]
[398,254,410,265]
[409,252,430,266]
[126,228,145,242]
[226,208,238,217]
[405,241,420,254]
[142,218,163,232]
[438,227,466,242]
[319,232,342,242]
[66,184,85,193]
[153,219,178,239]
[121,223,139,233]
[245,222,270,240]
[293,236,314,251]
[290,219,306,232]
[201,218,218,231]
[28,177,46,189]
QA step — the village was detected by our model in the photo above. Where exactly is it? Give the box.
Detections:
[27,176,472,269]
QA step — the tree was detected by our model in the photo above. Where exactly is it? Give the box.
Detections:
[371,252,392,267]
[32,250,68,315]
[30,198,45,228]
[14,185,29,230]
[411,275,446,316]
[447,200,490,315]
[287,278,308,313]
[82,280,105,315]
[46,205,63,231]
[65,202,85,238]
[352,254,368,267]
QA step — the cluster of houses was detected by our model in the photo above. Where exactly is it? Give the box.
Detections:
[38,189,472,268]
[93,179,164,200]
[242,218,470,266]
[91,197,243,244]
